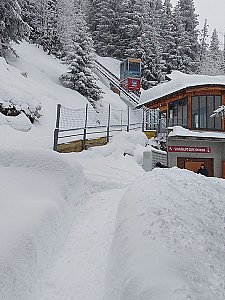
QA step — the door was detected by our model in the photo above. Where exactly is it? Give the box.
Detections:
[222,161,225,179]
[185,161,204,173]
[177,157,214,177]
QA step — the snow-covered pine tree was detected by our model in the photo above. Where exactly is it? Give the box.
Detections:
[167,4,192,72]
[88,0,116,57]
[59,0,102,109]
[176,0,199,73]
[122,0,145,59]
[19,0,45,44]
[20,0,63,57]
[199,19,209,63]
[0,0,29,57]
[200,29,224,75]
[41,0,62,56]
[141,0,165,89]
[160,0,174,73]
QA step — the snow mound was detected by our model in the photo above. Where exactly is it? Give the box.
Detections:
[105,167,225,299]
[169,125,225,139]
[0,57,41,120]
[88,131,149,158]
[0,112,32,132]
[0,148,85,300]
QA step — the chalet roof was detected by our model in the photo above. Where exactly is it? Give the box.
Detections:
[138,71,225,107]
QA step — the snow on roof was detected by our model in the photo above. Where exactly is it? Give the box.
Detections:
[169,126,225,140]
[138,71,225,106]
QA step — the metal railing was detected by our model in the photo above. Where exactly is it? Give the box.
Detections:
[53,104,160,151]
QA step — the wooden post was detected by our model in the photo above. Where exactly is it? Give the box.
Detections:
[127,106,130,132]
[142,107,145,132]
[188,95,192,129]
[53,104,61,151]
[107,104,111,143]
[82,104,88,150]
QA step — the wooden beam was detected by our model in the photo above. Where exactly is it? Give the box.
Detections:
[188,95,192,128]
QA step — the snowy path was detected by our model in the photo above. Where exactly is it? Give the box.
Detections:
[41,188,124,300]
[41,154,144,300]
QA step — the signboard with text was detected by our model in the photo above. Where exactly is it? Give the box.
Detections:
[168,146,211,153]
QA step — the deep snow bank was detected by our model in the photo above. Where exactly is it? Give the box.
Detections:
[0,148,85,300]
[87,131,149,159]
[104,168,225,300]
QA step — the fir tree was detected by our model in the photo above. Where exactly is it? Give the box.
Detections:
[41,0,62,56]
[199,19,209,63]
[0,0,29,57]
[59,0,102,109]
[200,29,224,75]
[141,0,165,89]
[176,0,199,72]
[160,0,174,73]
[168,4,192,72]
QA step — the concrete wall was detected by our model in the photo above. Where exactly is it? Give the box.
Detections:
[168,137,224,177]
[222,143,225,161]
[143,148,167,172]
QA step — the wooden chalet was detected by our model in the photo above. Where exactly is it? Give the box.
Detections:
[137,71,225,178]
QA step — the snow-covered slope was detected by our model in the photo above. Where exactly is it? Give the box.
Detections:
[96,55,121,79]
[0,42,125,149]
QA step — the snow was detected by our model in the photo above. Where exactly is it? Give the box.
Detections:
[0,112,32,132]
[1,41,225,300]
[96,55,121,79]
[0,148,85,300]
[169,125,225,139]
[0,42,126,149]
[139,70,225,106]
[104,167,225,300]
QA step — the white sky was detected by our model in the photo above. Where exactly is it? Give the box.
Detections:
[171,0,225,46]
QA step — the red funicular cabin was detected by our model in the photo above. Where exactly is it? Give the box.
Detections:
[120,58,141,91]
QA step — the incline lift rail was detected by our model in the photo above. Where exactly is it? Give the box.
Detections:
[94,60,140,106]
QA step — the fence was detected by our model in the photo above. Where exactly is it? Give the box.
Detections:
[53,104,160,151]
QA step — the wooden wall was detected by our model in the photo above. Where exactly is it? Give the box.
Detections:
[144,85,225,130]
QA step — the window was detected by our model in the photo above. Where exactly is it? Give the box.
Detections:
[128,61,141,78]
[168,98,188,127]
[192,96,199,128]
[207,96,214,129]
[120,61,124,80]
[215,96,222,130]
[199,96,207,128]
[191,95,222,130]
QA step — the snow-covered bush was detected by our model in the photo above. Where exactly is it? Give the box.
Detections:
[0,102,41,123]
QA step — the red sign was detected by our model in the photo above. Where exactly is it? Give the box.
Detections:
[168,146,211,153]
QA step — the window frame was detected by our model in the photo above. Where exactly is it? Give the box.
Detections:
[191,95,222,131]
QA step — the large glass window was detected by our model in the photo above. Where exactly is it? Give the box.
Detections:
[169,98,188,127]
[215,96,222,130]
[192,96,199,128]
[191,95,222,130]
[199,96,207,128]
[207,95,214,129]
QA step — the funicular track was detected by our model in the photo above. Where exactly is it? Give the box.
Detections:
[94,60,140,106]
